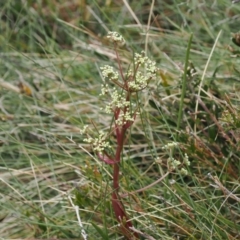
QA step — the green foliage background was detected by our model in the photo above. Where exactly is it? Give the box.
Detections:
[0,0,240,239]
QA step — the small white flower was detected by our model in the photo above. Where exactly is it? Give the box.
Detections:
[162,142,178,150]
[128,52,158,92]
[100,65,119,81]
[115,110,135,126]
[80,125,88,135]
[103,88,131,113]
[183,153,190,166]
[172,159,181,167]
[107,31,125,46]
[92,130,111,154]
[168,157,181,170]
[180,168,188,176]
[83,137,93,143]
[100,84,109,96]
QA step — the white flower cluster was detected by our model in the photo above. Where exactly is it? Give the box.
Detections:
[83,130,111,154]
[180,168,188,176]
[168,157,181,169]
[80,125,88,135]
[115,111,135,126]
[183,153,190,166]
[107,31,125,46]
[100,65,119,82]
[162,142,178,150]
[128,51,158,91]
[100,84,109,96]
[98,32,158,128]
[167,157,188,175]
[104,88,130,113]
[162,142,190,175]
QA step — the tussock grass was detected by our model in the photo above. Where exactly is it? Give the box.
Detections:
[0,0,240,239]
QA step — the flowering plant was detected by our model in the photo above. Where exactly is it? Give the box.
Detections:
[81,31,158,238]
[80,31,191,239]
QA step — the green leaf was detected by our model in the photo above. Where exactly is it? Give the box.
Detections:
[91,222,109,240]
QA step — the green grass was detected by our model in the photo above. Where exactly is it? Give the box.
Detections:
[0,0,240,239]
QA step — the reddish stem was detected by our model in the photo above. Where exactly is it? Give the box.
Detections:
[113,130,124,185]
[112,191,139,239]
[111,124,138,238]
[110,93,139,238]
[98,52,139,237]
